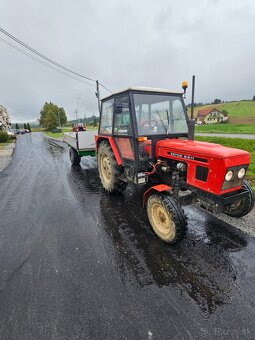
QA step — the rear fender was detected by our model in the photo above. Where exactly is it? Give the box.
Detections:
[143,184,172,207]
[95,135,122,165]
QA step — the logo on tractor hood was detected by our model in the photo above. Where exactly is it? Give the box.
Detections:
[168,152,208,163]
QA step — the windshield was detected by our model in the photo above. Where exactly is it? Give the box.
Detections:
[133,93,188,135]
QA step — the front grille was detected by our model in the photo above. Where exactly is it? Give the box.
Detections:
[195,165,208,182]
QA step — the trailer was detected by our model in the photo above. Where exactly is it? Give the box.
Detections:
[63,85,254,245]
[63,130,96,164]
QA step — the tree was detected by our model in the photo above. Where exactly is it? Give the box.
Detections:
[27,123,31,132]
[24,123,27,129]
[221,109,228,116]
[58,107,67,126]
[39,102,67,128]
[213,99,222,104]
[93,115,97,127]
[253,95,255,101]
[15,123,19,129]
[43,111,58,131]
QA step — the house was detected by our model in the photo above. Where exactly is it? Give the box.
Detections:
[197,108,228,125]
[0,105,11,130]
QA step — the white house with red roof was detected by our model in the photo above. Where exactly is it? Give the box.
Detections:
[197,108,228,124]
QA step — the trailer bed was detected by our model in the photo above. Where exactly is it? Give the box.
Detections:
[63,131,97,156]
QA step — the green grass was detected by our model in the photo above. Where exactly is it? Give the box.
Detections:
[31,127,44,132]
[195,136,255,190]
[43,126,97,139]
[195,123,255,134]
[43,131,63,138]
[0,140,13,150]
[221,101,255,117]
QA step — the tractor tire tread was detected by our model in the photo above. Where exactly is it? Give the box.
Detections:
[147,194,187,244]
[98,141,127,194]
[224,180,254,218]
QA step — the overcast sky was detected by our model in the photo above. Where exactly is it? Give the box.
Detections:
[0,0,255,123]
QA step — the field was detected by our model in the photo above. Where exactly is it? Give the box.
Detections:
[190,100,255,118]
[191,100,255,134]
[195,136,255,191]
[195,123,255,134]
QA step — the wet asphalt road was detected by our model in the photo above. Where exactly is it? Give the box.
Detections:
[0,133,255,340]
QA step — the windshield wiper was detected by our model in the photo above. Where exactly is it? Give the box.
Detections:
[166,109,170,134]
[155,110,167,132]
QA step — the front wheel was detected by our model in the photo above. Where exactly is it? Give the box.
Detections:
[224,180,254,218]
[147,194,187,244]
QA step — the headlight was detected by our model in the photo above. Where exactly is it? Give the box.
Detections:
[225,170,234,182]
[238,168,246,179]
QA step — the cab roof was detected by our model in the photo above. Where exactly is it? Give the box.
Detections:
[101,86,183,101]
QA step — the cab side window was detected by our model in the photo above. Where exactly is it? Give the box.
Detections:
[99,99,114,134]
[114,96,132,135]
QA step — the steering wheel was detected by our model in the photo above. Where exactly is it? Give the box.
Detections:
[140,120,158,133]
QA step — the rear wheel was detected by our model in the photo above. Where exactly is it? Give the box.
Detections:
[69,147,81,165]
[224,180,254,217]
[98,141,127,193]
[147,194,187,244]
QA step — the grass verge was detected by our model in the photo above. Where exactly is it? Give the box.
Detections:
[0,140,14,150]
[43,131,63,139]
[195,136,255,191]
[195,123,255,134]
[43,127,97,139]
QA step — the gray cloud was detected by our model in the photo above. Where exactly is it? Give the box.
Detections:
[0,0,254,122]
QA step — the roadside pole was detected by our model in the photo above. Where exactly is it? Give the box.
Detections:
[191,75,195,120]
[96,80,101,114]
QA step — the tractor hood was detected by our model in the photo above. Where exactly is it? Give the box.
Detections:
[156,139,249,159]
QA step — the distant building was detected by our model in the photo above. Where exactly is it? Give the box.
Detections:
[0,105,11,130]
[197,108,228,124]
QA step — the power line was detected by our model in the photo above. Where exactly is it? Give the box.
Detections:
[99,82,112,93]
[0,36,96,88]
[0,27,112,92]
[0,27,96,82]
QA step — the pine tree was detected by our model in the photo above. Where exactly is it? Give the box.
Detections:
[15,123,19,129]
[24,123,27,129]
[27,123,31,132]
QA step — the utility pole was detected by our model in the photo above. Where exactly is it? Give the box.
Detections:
[76,97,80,122]
[96,80,101,113]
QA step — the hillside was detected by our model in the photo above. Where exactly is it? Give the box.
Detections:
[189,100,255,124]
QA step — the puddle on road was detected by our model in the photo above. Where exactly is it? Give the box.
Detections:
[66,155,254,316]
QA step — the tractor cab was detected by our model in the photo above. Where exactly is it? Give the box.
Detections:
[98,87,192,182]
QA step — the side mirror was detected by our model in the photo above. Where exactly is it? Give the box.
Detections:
[114,102,122,114]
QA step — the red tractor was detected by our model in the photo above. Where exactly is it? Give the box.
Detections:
[65,85,254,244]
[94,86,254,244]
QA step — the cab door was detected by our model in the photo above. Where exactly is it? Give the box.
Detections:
[112,94,136,165]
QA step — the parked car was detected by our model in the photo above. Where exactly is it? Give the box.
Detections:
[7,129,16,138]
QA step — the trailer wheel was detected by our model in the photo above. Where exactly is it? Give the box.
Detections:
[69,147,81,165]
[98,141,127,193]
[147,194,187,244]
[224,180,254,218]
